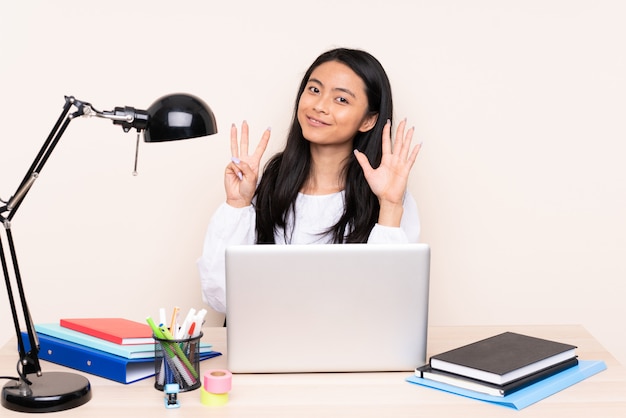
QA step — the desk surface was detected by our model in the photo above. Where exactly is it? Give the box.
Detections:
[2,325,625,417]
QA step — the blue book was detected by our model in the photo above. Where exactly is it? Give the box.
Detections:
[22,332,222,384]
[406,360,606,410]
[35,323,213,359]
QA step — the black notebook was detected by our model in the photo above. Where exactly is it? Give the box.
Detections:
[417,357,579,397]
[429,332,577,385]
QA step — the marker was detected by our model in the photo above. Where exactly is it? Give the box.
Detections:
[187,322,196,338]
[176,308,196,339]
[187,322,198,364]
[192,309,208,338]
[159,308,166,328]
[146,316,166,340]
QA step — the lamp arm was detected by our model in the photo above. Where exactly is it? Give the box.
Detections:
[0,225,41,383]
[0,96,86,383]
[3,97,74,219]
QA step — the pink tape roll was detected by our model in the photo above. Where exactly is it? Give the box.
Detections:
[203,369,232,394]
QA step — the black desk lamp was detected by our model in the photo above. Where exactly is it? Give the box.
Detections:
[1,94,217,412]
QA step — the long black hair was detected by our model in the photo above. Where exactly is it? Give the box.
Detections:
[254,48,393,244]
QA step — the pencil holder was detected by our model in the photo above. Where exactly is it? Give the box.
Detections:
[153,332,203,392]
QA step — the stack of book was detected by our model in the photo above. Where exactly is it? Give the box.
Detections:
[408,332,607,410]
[23,318,221,384]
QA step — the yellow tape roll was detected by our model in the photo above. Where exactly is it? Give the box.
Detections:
[200,387,229,406]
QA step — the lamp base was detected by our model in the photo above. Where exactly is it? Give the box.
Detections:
[2,372,91,413]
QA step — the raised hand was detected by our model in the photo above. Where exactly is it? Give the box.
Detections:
[353,118,421,226]
[225,121,271,208]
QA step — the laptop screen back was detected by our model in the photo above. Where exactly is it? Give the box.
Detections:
[225,243,430,373]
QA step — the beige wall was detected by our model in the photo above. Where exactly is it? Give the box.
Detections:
[1,1,625,364]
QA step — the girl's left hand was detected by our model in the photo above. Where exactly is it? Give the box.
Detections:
[354,118,421,219]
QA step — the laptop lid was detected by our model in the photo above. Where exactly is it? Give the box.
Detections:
[225,243,430,373]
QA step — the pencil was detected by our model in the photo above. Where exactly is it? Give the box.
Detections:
[169,306,180,334]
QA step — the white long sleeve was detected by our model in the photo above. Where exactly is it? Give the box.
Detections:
[197,203,256,313]
[197,191,420,313]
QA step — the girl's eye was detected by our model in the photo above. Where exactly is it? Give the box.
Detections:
[308,86,320,94]
[336,96,349,104]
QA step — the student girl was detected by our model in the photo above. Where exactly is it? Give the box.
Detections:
[198,47,422,313]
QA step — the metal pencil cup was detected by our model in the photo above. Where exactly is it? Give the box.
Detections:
[153,332,203,392]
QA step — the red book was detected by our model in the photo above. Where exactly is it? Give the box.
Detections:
[60,318,154,345]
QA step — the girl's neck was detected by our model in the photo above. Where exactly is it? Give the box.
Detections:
[301,144,351,195]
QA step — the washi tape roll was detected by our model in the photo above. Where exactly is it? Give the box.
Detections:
[200,387,229,406]
[203,369,232,394]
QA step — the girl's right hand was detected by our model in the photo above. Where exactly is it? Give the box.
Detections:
[225,121,271,208]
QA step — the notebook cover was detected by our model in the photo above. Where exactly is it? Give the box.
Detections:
[60,318,154,345]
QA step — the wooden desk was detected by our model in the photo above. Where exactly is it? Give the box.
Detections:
[2,325,625,417]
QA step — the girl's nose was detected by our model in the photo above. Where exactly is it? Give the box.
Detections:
[313,95,330,114]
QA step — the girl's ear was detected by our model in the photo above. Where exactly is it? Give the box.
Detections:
[358,112,378,133]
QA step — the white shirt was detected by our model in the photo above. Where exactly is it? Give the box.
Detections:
[197,191,420,313]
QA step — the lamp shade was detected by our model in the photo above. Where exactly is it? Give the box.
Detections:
[144,93,217,142]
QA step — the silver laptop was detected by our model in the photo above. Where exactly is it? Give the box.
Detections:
[225,243,430,373]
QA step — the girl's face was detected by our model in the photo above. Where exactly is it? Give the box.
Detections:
[297,61,377,150]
